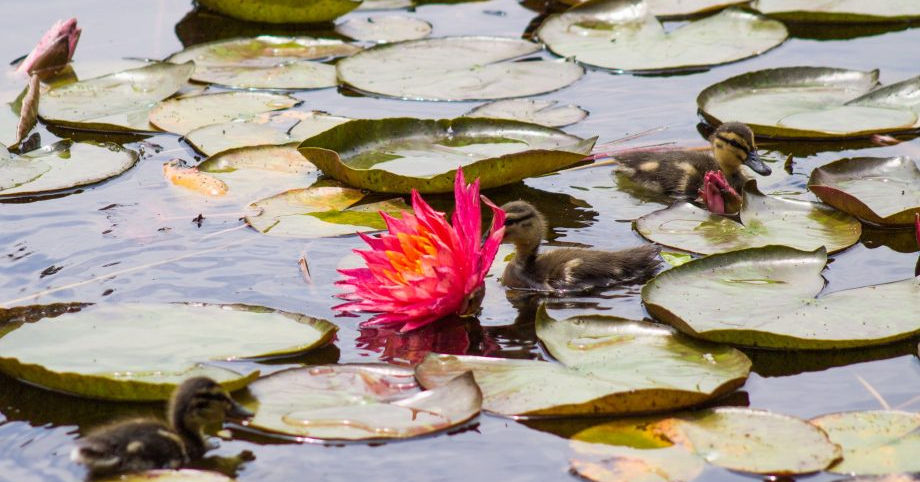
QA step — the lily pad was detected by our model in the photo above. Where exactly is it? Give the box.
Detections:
[414,306,750,417]
[38,62,194,132]
[0,140,138,197]
[570,439,705,482]
[335,16,432,42]
[572,408,841,475]
[100,469,235,482]
[647,0,749,17]
[809,156,920,226]
[168,36,360,90]
[0,303,337,400]
[812,411,920,475]
[242,365,480,440]
[196,0,362,23]
[196,144,318,201]
[245,180,411,238]
[642,245,920,349]
[698,67,920,138]
[464,99,588,127]
[636,181,862,255]
[336,36,584,101]
[536,0,787,73]
[752,0,920,23]
[185,110,350,156]
[148,92,300,135]
[298,117,596,194]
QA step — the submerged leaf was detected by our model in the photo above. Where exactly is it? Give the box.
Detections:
[148,91,299,135]
[809,156,920,226]
[464,99,588,127]
[812,411,920,475]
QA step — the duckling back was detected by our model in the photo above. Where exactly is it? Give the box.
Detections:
[614,150,722,197]
[505,243,661,293]
[71,419,188,477]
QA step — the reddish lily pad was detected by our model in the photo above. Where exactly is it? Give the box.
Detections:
[809,156,920,226]
[811,411,920,475]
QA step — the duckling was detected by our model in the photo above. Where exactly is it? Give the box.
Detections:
[500,201,661,292]
[612,122,771,200]
[71,377,252,478]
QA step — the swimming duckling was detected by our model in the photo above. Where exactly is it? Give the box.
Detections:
[500,201,661,292]
[71,377,252,478]
[612,122,771,200]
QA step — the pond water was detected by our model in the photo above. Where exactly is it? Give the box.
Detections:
[1,0,919,481]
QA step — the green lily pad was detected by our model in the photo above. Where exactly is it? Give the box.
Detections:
[196,0,361,23]
[298,117,596,194]
[0,303,337,400]
[809,156,920,226]
[0,140,138,197]
[336,36,584,101]
[243,365,480,440]
[635,181,862,255]
[148,92,300,136]
[572,408,841,475]
[186,110,350,156]
[642,245,920,349]
[414,306,750,417]
[100,469,234,482]
[38,62,194,132]
[752,0,920,22]
[245,180,410,238]
[168,36,360,90]
[335,16,432,42]
[570,439,705,482]
[698,67,920,138]
[464,99,588,127]
[812,411,920,475]
[536,1,787,73]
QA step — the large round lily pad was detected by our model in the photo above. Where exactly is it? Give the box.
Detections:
[168,36,360,90]
[0,140,138,197]
[197,0,362,23]
[570,439,705,482]
[812,411,920,475]
[0,303,337,400]
[414,306,750,417]
[464,99,588,128]
[186,110,350,156]
[148,92,300,135]
[336,36,584,101]
[245,180,411,238]
[298,117,596,194]
[38,62,194,132]
[335,15,432,42]
[242,365,480,440]
[636,181,862,255]
[752,0,920,22]
[809,156,920,226]
[698,67,920,139]
[642,245,920,349]
[536,0,787,73]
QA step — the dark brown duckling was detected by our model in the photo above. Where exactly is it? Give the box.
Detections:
[612,122,771,198]
[500,201,661,292]
[71,377,252,478]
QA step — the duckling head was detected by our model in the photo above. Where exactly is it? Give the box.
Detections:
[169,377,253,436]
[710,122,771,177]
[500,201,547,257]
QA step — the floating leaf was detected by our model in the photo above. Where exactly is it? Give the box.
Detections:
[414,306,750,417]
[168,36,360,90]
[38,62,194,132]
[100,469,235,482]
[464,99,588,127]
[636,181,861,255]
[570,439,705,482]
[245,180,410,238]
[0,99,19,147]
[299,117,596,194]
[242,365,480,440]
[185,110,350,156]
[148,92,299,135]
[197,144,318,201]
[336,16,432,42]
[0,140,138,197]
[336,36,584,101]
[536,0,787,73]
[698,67,920,138]
[752,0,920,22]
[646,0,749,17]
[0,303,337,400]
[812,411,920,475]
[809,156,920,226]
[196,0,362,23]
[660,251,693,267]
[642,245,920,349]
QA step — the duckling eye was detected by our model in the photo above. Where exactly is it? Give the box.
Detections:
[504,212,534,227]
[715,135,749,153]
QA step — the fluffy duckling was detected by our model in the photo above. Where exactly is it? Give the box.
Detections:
[500,201,661,292]
[71,377,252,478]
[613,122,771,199]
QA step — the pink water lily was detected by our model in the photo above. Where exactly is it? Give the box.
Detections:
[335,169,506,332]
[17,18,81,75]
[700,170,740,215]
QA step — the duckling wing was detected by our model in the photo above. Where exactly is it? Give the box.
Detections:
[614,151,716,197]
[539,245,661,291]
[73,420,187,476]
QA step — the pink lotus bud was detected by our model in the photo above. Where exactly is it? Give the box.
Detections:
[17,18,81,76]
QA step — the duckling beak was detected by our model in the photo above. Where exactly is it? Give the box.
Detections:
[227,400,254,420]
[744,151,771,176]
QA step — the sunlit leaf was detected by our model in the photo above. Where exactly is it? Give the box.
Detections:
[335,16,432,42]
[197,144,319,201]
[812,411,920,475]
[752,0,920,22]
[464,99,588,127]
[809,156,920,226]
[185,110,350,156]
[196,0,362,23]
[148,92,299,135]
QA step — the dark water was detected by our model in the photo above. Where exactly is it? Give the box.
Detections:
[1,0,919,481]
